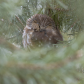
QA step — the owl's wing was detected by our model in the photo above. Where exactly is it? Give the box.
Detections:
[22,26,34,49]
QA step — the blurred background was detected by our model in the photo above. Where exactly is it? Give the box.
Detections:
[0,0,84,84]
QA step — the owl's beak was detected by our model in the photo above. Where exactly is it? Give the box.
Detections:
[40,27,46,32]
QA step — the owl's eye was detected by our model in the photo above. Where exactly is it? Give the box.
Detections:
[33,20,37,23]
[49,24,52,26]
[39,25,40,28]
[56,26,58,29]
[34,29,37,31]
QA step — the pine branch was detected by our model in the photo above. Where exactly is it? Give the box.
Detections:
[0,37,20,52]
[5,52,82,70]
[55,8,69,12]
[15,15,25,28]
[6,35,18,40]
[16,25,23,34]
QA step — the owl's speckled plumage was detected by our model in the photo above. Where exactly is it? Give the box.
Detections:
[22,14,63,48]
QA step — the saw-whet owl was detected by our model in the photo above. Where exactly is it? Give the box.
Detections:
[22,14,63,48]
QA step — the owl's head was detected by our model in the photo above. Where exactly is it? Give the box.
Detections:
[26,14,56,31]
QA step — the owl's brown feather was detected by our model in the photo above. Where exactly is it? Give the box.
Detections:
[22,14,63,48]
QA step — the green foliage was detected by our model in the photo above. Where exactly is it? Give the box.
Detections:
[0,0,84,84]
[0,0,25,45]
[0,0,25,19]
[0,32,84,83]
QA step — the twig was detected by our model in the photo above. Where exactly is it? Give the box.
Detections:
[15,15,25,28]
[0,37,20,52]
[6,35,17,40]
[5,53,81,70]
[16,25,23,34]
[71,20,78,28]
[67,34,74,35]
[55,8,69,12]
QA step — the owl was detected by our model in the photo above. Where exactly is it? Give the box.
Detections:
[22,14,63,48]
